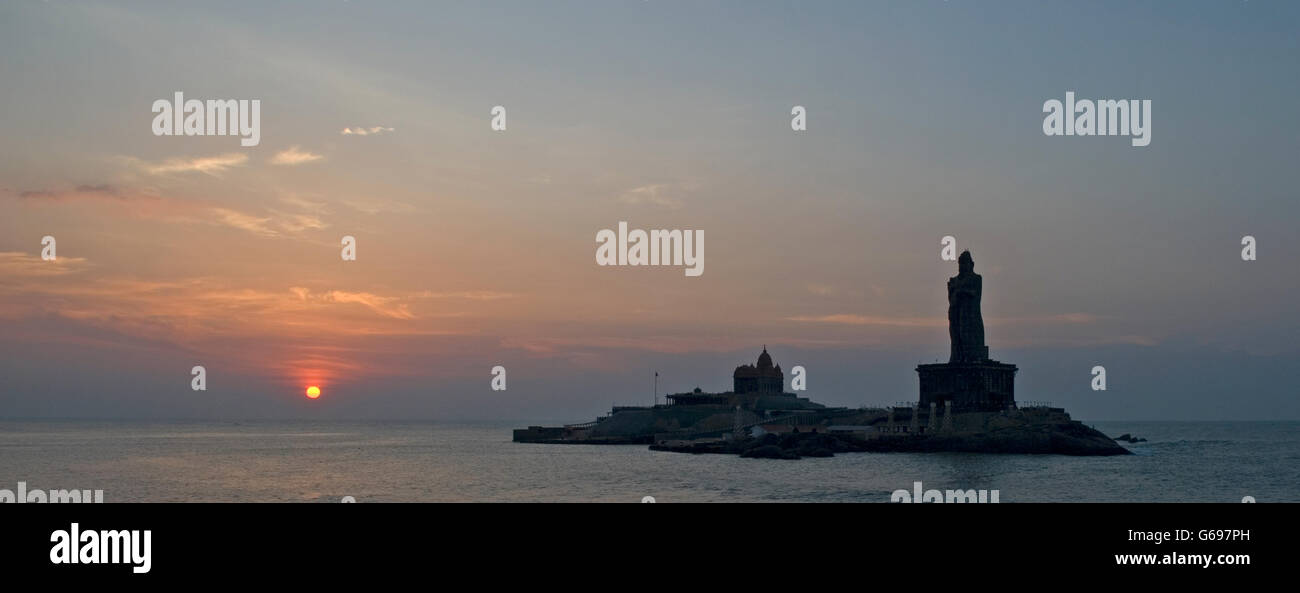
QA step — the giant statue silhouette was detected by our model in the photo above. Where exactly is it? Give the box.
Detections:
[947,250,988,363]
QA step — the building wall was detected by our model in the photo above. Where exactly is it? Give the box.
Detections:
[917,362,1018,411]
[733,374,782,394]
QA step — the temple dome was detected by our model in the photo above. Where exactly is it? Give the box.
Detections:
[733,345,783,393]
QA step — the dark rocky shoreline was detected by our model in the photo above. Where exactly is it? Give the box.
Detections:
[650,421,1132,459]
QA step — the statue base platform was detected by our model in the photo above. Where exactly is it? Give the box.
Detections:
[917,360,1018,412]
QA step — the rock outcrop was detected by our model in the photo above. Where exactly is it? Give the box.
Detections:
[651,412,1132,458]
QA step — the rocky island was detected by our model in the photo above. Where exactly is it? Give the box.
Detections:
[515,251,1130,458]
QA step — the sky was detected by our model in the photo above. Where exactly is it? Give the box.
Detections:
[0,0,1297,422]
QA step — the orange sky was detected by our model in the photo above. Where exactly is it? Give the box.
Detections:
[1,1,1296,421]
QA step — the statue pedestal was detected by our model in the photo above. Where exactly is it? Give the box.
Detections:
[921,251,1017,413]
[917,360,1017,412]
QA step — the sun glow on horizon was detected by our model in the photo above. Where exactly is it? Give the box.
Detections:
[306,385,321,399]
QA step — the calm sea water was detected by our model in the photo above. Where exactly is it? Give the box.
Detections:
[0,420,1295,502]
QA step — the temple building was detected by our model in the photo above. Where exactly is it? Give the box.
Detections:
[733,346,783,393]
[916,251,1018,411]
[661,346,821,412]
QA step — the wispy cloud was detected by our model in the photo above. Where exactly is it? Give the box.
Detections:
[17,184,121,200]
[271,211,329,232]
[0,276,433,342]
[341,197,415,215]
[785,314,944,327]
[270,146,324,166]
[10,180,330,239]
[618,183,685,209]
[207,208,278,237]
[998,313,1098,325]
[288,287,414,320]
[497,336,848,364]
[206,207,332,236]
[416,290,518,301]
[806,284,835,296]
[785,312,1099,327]
[320,290,415,320]
[132,153,249,176]
[0,252,90,277]
[278,193,329,214]
[340,126,394,136]
[998,334,1158,348]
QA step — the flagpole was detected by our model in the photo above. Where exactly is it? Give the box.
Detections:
[654,371,658,407]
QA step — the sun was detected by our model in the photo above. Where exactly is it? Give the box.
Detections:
[305,385,321,399]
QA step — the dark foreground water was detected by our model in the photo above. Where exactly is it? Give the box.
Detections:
[0,420,1295,502]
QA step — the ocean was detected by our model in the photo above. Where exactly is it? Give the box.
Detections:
[1,420,1295,502]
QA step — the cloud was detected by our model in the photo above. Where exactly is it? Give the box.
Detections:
[341,197,416,215]
[270,146,324,166]
[0,277,431,343]
[272,212,329,232]
[340,126,394,136]
[207,207,278,237]
[618,183,684,209]
[14,184,123,200]
[209,207,329,236]
[322,291,414,320]
[0,252,90,277]
[998,334,1158,348]
[278,193,329,214]
[10,182,328,239]
[416,290,517,301]
[132,153,249,176]
[10,179,331,239]
[785,312,1099,328]
[496,336,848,364]
[996,313,1099,325]
[785,314,944,327]
[287,287,414,320]
[74,184,120,196]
